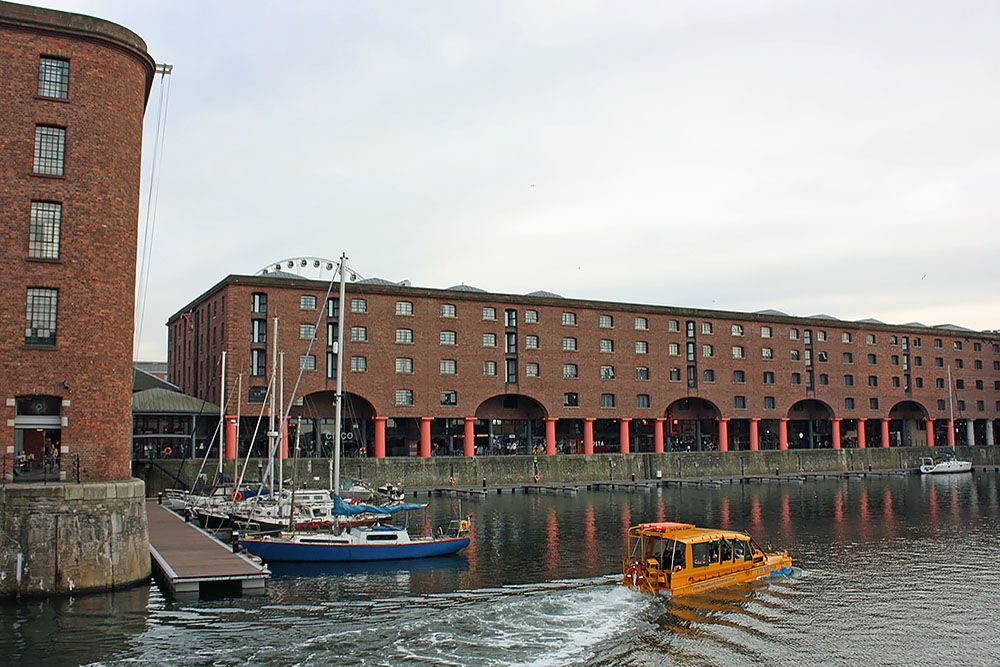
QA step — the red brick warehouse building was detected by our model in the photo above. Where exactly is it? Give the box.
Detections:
[167,258,1000,460]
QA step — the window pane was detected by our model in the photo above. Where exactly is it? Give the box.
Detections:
[29,202,61,259]
[25,287,58,345]
[34,126,65,176]
[38,57,70,98]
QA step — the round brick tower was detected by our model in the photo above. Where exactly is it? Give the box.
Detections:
[0,1,155,596]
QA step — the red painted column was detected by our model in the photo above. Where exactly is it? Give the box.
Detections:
[717,418,729,452]
[280,417,289,459]
[545,418,557,456]
[420,417,432,458]
[654,418,665,454]
[619,418,631,454]
[225,416,237,461]
[749,418,760,452]
[925,418,935,448]
[779,418,789,451]
[831,418,842,449]
[857,419,867,449]
[463,417,476,457]
[881,418,891,448]
[583,418,595,455]
[947,418,956,448]
[374,416,387,458]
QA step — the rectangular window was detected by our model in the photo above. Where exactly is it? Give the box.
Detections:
[935,357,944,367]
[687,342,695,362]
[733,370,745,383]
[974,360,982,370]
[299,323,316,340]
[668,343,680,356]
[440,359,456,374]
[843,332,853,343]
[250,348,266,376]
[892,376,901,388]
[600,365,615,380]
[934,339,942,348]
[937,399,946,410]
[300,354,316,371]
[563,337,577,351]
[977,400,984,411]
[526,335,539,350]
[817,330,827,342]
[526,362,539,377]
[889,335,899,345]
[701,322,713,334]
[866,334,876,345]
[819,373,829,385]
[564,392,579,407]
[867,353,877,364]
[734,396,747,409]
[38,56,70,98]
[789,328,799,340]
[601,393,616,408]
[350,326,367,342]
[251,292,267,313]
[636,367,650,380]
[669,368,681,382]
[600,339,614,353]
[34,126,65,176]
[300,295,317,310]
[791,350,801,361]
[350,298,367,313]
[635,340,648,354]
[956,379,965,389]
[637,394,651,408]
[869,398,879,410]
[327,298,339,318]
[668,320,680,332]
[818,351,829,362]
[441,390,458,406]
[395,301,413,315]
[791,372,802,385]
[28,202,61,259]
[703,369,715,382]
[506,332,517,353]
[973,342,982,352]
[440,303,456,318]
[635,317,648,330]
[396,328,413,344]
[868,375,878,387]
[763,371,774,384]
[351,356,367,372]
[936,378,945,389]
[845,397,855,410]
[525,309,539,323]
[482,306,496,320]
[732,346,744,359]
[760,326,772,338]
[764,396,776,410]
[395,357,413,374]
[563,364,578,379]
[955,359,964,369]
[483,333,497,347]
[395,390,413,407]
[731,324,744,336]
[761,347,773,360]
[506,359,518,383]
[326,323,338,345]
[505,309,517,327]
[483,361,497,376]
[562,312,577,326]
[599,314,614,328]
[25,287,58,345]
[843,352,854,364]
[916,377,924,388]
[440,330,457,345]
[251,319,267,343]
[702,344,714,357]
[954,340,963,350]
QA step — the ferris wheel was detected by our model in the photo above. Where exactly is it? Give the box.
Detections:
[255,256,356,281]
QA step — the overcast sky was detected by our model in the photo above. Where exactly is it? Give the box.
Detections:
[34,0,1000,360]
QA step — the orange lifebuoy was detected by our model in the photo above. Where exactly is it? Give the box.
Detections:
[162,446,172,456]
[533,473,541,482]
[231,491,243,502]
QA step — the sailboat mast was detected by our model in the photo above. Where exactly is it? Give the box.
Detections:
[333,253,349,496]
[218,350,226,479]
[234,372,242,487]
[279,351,284,494]
[269,316,279,495]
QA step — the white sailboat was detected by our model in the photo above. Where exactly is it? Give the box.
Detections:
[920,365,972,475]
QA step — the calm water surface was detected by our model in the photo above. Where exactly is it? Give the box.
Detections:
[3,472,999,666]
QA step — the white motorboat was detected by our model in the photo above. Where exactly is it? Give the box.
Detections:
[919,452,972,475]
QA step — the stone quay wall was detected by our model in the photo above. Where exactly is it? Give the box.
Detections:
[0,479,150,598]
[135,446,996,496]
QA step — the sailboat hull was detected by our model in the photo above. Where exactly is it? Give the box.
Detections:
[240,537,470,562]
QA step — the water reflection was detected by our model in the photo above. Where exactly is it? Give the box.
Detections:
[2,472,998,666]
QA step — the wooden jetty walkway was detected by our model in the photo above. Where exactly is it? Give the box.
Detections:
[147,502,268,597]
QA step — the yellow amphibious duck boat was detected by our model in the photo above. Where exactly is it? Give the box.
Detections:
[622,522,792,596]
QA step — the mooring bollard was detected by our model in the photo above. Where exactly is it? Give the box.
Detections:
[482,476,486,489]
[631,473,636,482]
